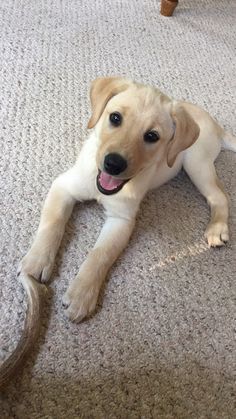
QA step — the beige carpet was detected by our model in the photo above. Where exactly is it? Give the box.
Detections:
[1,0,236,417]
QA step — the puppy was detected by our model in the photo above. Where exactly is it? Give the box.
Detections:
[1,77,235,387]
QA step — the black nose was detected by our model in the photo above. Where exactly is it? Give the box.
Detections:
[104,153,127,175]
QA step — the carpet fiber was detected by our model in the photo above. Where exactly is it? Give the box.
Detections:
[0,0,236,417]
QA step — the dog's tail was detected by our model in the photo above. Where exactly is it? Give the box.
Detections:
[221,131,236,152]
[0,273,46,389]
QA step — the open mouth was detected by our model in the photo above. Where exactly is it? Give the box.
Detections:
[96,170,130,195]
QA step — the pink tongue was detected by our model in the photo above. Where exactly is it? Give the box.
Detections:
[99,171,124,191]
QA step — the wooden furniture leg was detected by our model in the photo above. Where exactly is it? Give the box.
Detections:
[160,0,179,16]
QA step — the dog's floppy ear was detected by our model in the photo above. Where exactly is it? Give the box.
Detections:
[87,77,131,129]
[167,104,200,167]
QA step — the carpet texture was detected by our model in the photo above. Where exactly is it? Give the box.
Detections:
[0,0,236,417]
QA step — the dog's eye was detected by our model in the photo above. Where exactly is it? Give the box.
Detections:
[144,130,160,143]
[109,112,122,127]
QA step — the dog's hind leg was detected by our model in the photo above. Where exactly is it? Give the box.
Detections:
[184,159,229,247]
[63,216,135,322]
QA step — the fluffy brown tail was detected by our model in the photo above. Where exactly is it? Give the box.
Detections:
[0,273,46,389]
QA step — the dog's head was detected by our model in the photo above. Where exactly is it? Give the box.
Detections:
[88,77,200,195]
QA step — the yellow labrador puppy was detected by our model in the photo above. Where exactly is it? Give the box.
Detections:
[2,77,236,388]
[19,77,236,322]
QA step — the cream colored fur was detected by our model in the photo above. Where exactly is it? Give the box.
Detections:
[19,77,236,322]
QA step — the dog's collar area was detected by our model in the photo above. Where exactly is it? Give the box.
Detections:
[96,170,129,195]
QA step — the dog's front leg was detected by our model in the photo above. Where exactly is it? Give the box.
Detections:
[63,216,135,322]
[19,174,77,282]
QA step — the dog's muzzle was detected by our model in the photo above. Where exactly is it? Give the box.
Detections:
[96,153,129,195]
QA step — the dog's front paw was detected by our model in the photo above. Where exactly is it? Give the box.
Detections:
[19,246,55,283]
[63,278,99,322]
[205,222,229,247]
